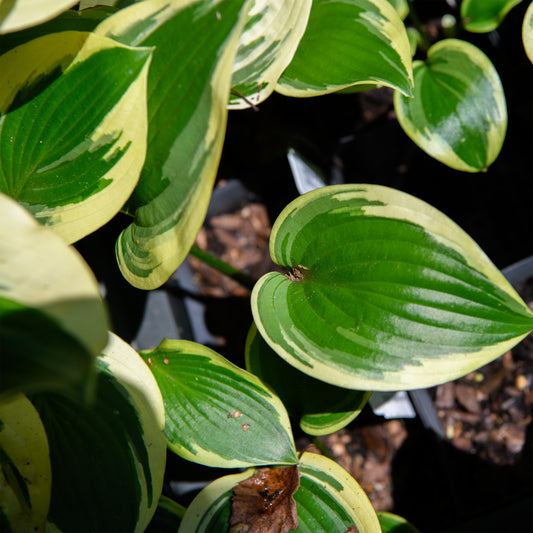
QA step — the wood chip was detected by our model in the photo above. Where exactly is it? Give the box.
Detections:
[455,383,481,414]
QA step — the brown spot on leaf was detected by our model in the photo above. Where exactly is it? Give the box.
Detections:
[285,265,308,282]
[345,526,358,532]
[241,423,250,432]
[163,358,169,365]
[230,465,299,533]
[228,409,243,418]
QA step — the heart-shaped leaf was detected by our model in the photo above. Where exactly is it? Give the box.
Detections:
[0,193,108,397]
[0,394,51,533]
[0,0,78,34]
[229,0,312,109]
[252,184,533,391]
[461,0,523,33]
[0,31,151,243]
[394,38,507,172]
[178,452,381,532]
[31,333,166,533]
[246,324,371,435]
[523,1,533,63]
[95,0,249,289]
[276,0,413,97]
[140,339,298,468]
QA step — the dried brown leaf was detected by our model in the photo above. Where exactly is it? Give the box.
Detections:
[230,465,299,533]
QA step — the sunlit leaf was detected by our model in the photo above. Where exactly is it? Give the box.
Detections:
[140,339,298,468]
[0,193,108,397]
[0,394,51,533]
[252,184,533,391]
[229,0,312,109]
[31,333,166,533]
[461,0,523,33]
[178,452,381,532]
[0,31,151,243]
[277,0,413,97]
[95,0,250,289]
[0,0,77,34]
[246,324,371,436]
[394,38,507,172]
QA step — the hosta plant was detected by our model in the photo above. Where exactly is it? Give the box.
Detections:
[1,0,532,531]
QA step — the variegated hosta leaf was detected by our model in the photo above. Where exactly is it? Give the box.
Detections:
[276,0,413,97]
[523,1,533,63]
[394,38,507,172]
[140,339,298,468]
[252,184,533,392]
[0,31,151,243]
[0,0,78,34]
[461,0,523,33]
[246,324,371,436]
[228,0,312,109]
[0,394,51,533]
[178,452,381,532]
[31,333,166,533]
[0,193,108,397]
[95,0,249,289]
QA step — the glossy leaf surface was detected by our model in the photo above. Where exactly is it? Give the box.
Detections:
[0,394,51,533]
[246,324,371,435]
[178,452,380,532]
[461,0,523,32]
[0,194,108,397]
[95,0,249,288]
[252,184,533,391]
[0,31,151,243]
[0,0,77,33]
[141,340,298,468]
[394,39,507,172]
[229,0,312,109]
[277,0,413,97]
[31,333,166,533]
[524,1,533,63]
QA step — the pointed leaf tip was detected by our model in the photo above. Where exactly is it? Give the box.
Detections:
[252,184,533,391]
